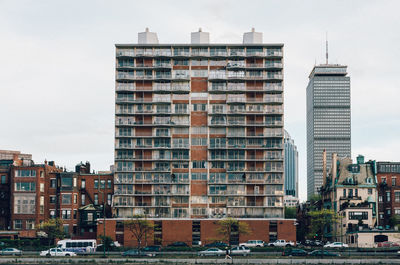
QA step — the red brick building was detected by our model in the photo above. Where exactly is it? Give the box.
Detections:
[98,218,296,247]
[377,162,400,227]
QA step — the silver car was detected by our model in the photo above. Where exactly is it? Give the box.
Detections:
[230,246,250,256]
[0,248,22,256]
[198,248,225,256]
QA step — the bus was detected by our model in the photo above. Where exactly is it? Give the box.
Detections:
[56,239,97,254]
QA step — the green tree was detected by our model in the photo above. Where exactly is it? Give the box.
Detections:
[216,218,251,246]
[124,215,154,250]
[284,207,297,218]
[37,218,66,246]
[388,215,400,229]
[98,235,114,251]
[308,209,341,242]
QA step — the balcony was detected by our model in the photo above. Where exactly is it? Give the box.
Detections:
[227,97,246,103]
[229,50,245,57]
[116,50,134,57]
[154,74,172,80]
[136,50,154,57]
[154,62,172,68]
[246,63,264,69]
[191,51,209,57]
[246,51,264,57]
[265,74,283,80]
[266,51,283,57]
[227,62,245,68]
[171,85,190,92]
[209,74,227,80]
[154,50,172,56]
[264,84,283,92]
[210,51,228,57]
[116,73,135,80]
[116,84,135,92]
[172,74,190,80]
[265,62,283,69]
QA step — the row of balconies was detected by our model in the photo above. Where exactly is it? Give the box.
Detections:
[117,49,283,58]
[114,155,282,161]
[114,108,282,116]
[116,83,283,93]
[116,143,282,150]
[116,72,283,81]
[115,178,283,185]
[115,166,283,173]
[114,189,283,197]
[116,62,283,70]
[115,97,283,105]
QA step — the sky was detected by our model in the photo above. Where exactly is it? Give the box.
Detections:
[0,0,399,202]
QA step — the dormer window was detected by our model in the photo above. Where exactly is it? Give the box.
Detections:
[366,177,372,184]
[347,177,354,184]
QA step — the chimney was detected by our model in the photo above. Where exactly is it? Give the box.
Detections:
[191,28,210,44]
[331,153,338,187]
[138,28,159,44]
[322,149,327,186]
[243,28,263,44]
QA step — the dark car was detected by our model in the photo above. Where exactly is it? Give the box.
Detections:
[167,241,189,247]
[122,249,152,257]
[141,245,161,252]
[309,250,340,257]
[282,248,308,256]
[204,242,228,248]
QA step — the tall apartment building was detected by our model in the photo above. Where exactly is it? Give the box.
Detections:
[284,130,298,197]
[306,64,351,199]
[114,29,285,219]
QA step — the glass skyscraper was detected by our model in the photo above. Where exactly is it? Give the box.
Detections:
[284,130,298,197]
[306,64,351,199]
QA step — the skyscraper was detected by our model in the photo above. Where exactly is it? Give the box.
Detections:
[284,130,298,197]
[306,64,351,199]
[114,29,285,219]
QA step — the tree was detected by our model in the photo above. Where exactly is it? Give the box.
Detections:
[124,215,154,250]
[284,207,297,219]
[307,209,341,242]
[37,218,66,246]
[388,215,400,229]
[216,218,251,246]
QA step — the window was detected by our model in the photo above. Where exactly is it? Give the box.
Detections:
[62,210,71,219]
[387,192,391,202]
[50,196,56,204]
[73,210,77,219]
[355,189,358,197]
[50,210,56,219]
[192,161,207,169]
[81,179,86,189]
[395,192,400,202]
[94,194,99,205]
[349,211,368,220]
[14,220,22,230]
[107,194,112,205]
[1,175,6,184]
[191,137,207,146]
[192,104,207,111]
[379,196,383,202]
[26,220,35,230]
[100,180,105,189]
[368,188,373,195]
[14,194,35,214]
[73,194,77,204]
[16,170,36,177]
[192,173,207,181]
[107,180,112,189]
[15,182,36,191]
[87,212,93,222]
[50,179,56,188]
[61,177,73,190]
[94,180,99,189]
[40,183,44,192]
[81,194,86,205]
[395,209,400,215]
[382,177,387,184]
[393,177,397,186]
[73,178,77,188]
[40,196,44,214]
[343,189,346,197]
[62,194,72,204]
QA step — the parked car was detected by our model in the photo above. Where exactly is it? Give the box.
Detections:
[230,246,250,256]
[141,245,161,252]
[167,241,188,247]
[324,242,349,248]
[309,250,340,256]
[122,249,153,257]
[198,248,225,256]
[282,248,308,256]
[239,240,265,247]
[40,248,77,257]
[204,242,228,248]
[268,239,295,247]
[0,248,22,256]
[378,241,400,247]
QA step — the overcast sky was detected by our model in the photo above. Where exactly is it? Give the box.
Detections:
[1,0,399,201]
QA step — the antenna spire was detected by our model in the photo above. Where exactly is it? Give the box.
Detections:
[326,32,329,64]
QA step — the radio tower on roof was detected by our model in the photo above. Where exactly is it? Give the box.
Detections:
[326,32,329,64]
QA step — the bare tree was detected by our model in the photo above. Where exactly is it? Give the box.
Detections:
[124,215,154,250]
